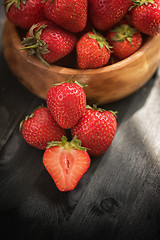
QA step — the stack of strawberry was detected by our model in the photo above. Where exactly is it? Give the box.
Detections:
[20,79,117,191]
[4,0,160,68]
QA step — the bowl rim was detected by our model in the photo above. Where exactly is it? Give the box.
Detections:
[7,18,155,75]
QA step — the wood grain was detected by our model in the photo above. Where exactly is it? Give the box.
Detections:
[55,72,160,240]
[2,19,160,104]
[1,12,160,240]
[0,53,160,240]
[0,52,39,151]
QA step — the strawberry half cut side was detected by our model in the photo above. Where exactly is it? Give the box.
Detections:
[43,136,91,191]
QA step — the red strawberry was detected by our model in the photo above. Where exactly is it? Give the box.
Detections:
[88,0,132,31]
[77,29,111,69]
[20,106,66,150]
[106,24,142,60]
[43,136,91,191]
[4,0,46,29]
[43,0,87,33]
[71,106,117,157]
[21,20,77,65]
[129,0,160,36]
[46,78,86,129]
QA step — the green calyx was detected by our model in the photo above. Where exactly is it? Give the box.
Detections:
[86,104,118,117]
[108,110,118,118]
[54,76,88,88]
[88,29,112,51]
[42,0,54,3]
[19,105,43,131]
[5,0,26,12]
[19,113,34,131]
[86,104,106,112]
[46,136,88,151]
[21,24,50,66]
[130,0,155,9]
[110,24,138,47]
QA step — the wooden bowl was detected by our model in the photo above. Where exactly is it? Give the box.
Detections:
[2,19,160,104]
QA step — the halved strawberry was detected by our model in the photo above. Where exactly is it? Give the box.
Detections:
[43,136,91,191]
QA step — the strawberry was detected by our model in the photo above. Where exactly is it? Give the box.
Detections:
[106,24,142,60]
[20,20,77,65]
[43,136,91,191]
[76,29,111,69]
[46,78,86,129]
[4,0,46,29]
[71,106,117,157]
[88,0,132,31]
[20,106,66,150]
[43,0,87,33]
[129,0,160,36]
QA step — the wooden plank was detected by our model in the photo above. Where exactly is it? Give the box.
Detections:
[0,4,5,48]
[1,6,160,240]
[0,6,39,150]
[0,50,42,151]
[0,126,64,240]
[55,70,160,240]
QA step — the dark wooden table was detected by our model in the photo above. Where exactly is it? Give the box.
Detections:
[1,5,160,240]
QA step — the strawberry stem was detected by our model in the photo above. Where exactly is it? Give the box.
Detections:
[41,0,54,3]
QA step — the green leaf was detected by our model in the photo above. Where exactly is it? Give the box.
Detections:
[110,24,138,43]
[85,105,93,110]
[127,37,133,47]
[46,136,88,151]
[88,29,112,51]
[88,33,97,40]
[35,52,50,66]
[21,37,36,46]
[108,110,118,118]
[19,119,24,131]
[28,48,36,56]
[74,81,88,88]
[112,34,125,42]
[20,24,50,66]
[61,136,68,144]
[131,0,155,8]
[41,0,54,2]
[4,0,27,12]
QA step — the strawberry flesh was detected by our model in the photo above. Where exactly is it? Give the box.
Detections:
[43,146,91,191]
